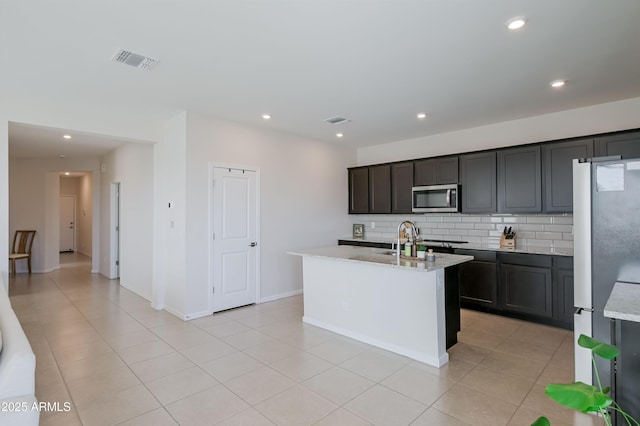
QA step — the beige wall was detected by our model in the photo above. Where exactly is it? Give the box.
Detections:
[100,142,154,300]
[153,112,356,318]
[357,97,640,165]
[9,157,100,273]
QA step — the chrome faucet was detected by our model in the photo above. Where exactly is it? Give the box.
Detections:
[396,220,417,261]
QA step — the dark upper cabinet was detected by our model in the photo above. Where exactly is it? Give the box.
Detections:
[349,128,639,215]
[348,167,369,214]
[497,145,542,213]
[414,156,458,186]
[499,253,553,318]
[456,249,498,309]
[459,152,497,213]
[542,138,594,213]
[391,162,413,214]
[369,165,391,214]
[595,130,640,159]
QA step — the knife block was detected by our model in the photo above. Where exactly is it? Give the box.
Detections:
[500,233,516,249]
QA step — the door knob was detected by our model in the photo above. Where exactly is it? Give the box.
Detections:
[249,242,257,247]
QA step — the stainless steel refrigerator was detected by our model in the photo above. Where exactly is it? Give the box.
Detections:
[573,157,640,421]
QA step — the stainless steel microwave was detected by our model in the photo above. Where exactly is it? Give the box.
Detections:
[412,184,460,213]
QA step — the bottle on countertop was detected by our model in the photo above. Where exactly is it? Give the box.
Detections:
[404,241,412,257]
[426,249,436,262]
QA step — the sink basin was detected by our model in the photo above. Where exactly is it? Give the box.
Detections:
[380,250,428,261]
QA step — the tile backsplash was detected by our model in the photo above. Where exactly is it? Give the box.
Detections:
[349,213,573,251]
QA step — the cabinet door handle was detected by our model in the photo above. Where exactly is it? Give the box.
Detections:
[249,242,257,247]
[446,189,451,207]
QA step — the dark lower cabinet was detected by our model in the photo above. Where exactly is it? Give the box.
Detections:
[458,251,572,329]
[499,253,553,318]
[553,257,574,328]
[614,320,640,423]
[456,249,498,309]
[444,265,460,349]
[500,263,553,318]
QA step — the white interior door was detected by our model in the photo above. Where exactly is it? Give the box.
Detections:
[212,167,259,312]
[59,195,75,252]
[110,183,121,279]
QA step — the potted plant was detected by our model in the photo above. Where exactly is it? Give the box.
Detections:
[416,244,427,259]
[532,334,639,426]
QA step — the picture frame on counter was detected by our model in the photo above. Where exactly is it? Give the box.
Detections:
[352,224,364,239]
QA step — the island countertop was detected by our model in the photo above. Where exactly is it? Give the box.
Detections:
[604,281,640,323]
[288,245,473,272]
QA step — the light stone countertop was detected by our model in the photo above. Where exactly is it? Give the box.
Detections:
[604,282,640,323]
[337,236,574,257]
[288,245,473,272]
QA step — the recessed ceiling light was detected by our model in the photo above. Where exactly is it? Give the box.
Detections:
[64,172,70,176]
[58,155,65,159]
[63,134,72,139]
[550,79,566,88]
[417,113,427,119]
[262,114,271,120]
[506,17,527,31]
[336,133,344,138]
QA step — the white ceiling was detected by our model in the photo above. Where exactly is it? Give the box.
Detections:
[8,123,127,159]
[3,1,640,157]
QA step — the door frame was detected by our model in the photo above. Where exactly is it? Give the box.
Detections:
[209,163,261,314]
[109,182,121,279]
[59,194,76,252]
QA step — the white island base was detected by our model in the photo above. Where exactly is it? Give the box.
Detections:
[295,248,464,368]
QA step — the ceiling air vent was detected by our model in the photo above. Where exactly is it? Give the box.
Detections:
[324,116,351,125]
[112,49,158,70]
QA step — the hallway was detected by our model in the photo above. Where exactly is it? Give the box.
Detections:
[8,258,600,425]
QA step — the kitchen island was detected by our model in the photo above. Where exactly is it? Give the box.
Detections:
[288,246,473,367]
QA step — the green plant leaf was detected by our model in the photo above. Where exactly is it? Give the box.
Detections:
[531,416,551,426]
[577,334,619,359]
[545,382,614,413]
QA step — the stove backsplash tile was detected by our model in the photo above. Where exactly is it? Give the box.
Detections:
[350,213,573,251]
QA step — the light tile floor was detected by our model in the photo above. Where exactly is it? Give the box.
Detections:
[8,253,603,426]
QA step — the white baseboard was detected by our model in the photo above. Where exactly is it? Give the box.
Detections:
[150,302,164,311]
[163,305,186,320]
[259,289,302,304]
[119,282,152,305]
[184,310,213,321]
